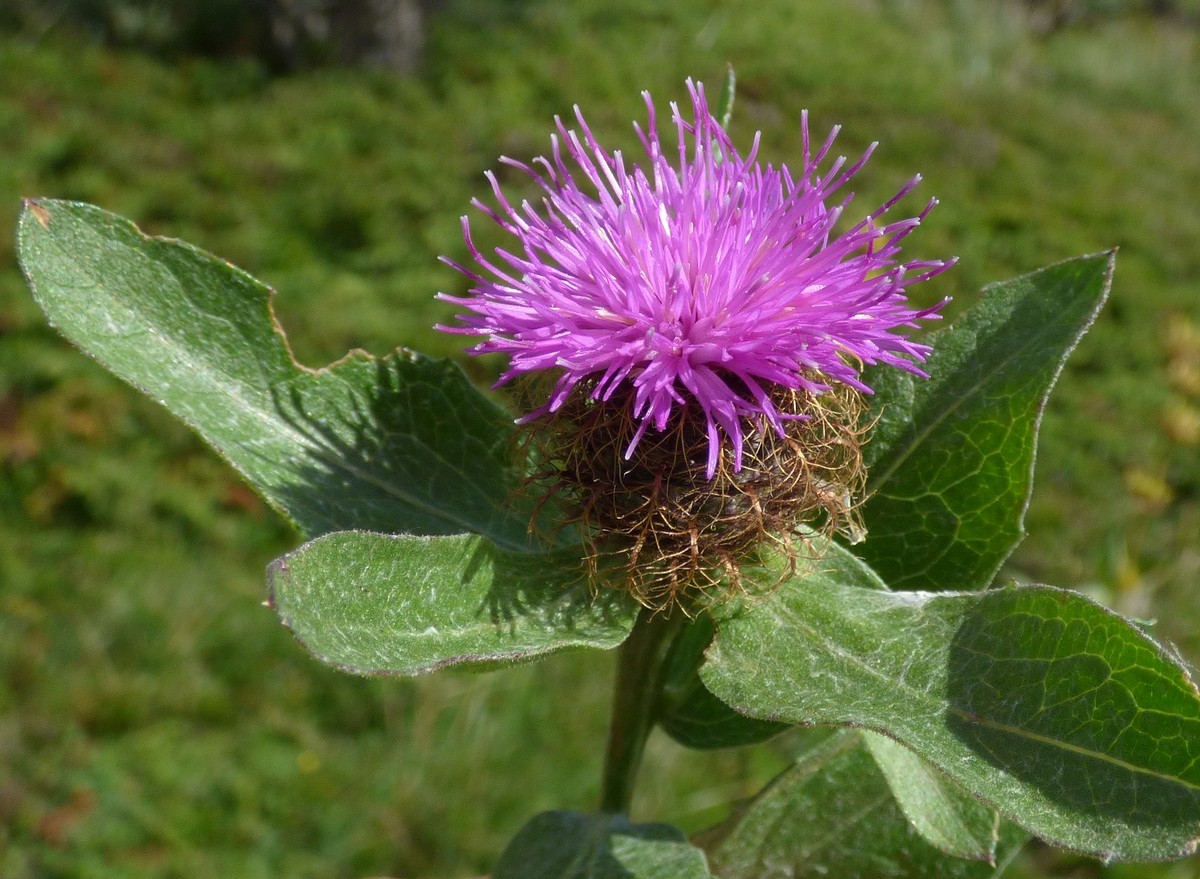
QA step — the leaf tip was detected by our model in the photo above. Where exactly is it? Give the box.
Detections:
[24,198,51,230]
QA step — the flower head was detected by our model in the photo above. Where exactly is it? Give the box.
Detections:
[438,80,950,481]
[439,80,952,606]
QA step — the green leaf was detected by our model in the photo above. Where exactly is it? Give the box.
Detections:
[660,536,890,750]
[659,609,790,750]
[268,531,636,675]
[864,731,1000,862]
[660,675,790,750]
[16,199,541,549]
[17,200,620,675]
[708,729,1026,879]
[701,545,1200,861]
[494,811,713,879]
[856,253,1115,591]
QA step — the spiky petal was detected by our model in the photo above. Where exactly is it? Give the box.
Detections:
[438,80,951,478]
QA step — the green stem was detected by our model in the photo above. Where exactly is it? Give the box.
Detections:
[600,606,684,814]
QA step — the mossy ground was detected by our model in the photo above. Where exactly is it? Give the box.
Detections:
[1,1,1198,875]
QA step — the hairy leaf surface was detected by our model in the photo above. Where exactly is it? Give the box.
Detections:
[709,729,1026,878]
[857,253,1115,591]
[268,531,635,675]
[659,613,790,749]
[864,731,1001,862]
[702,545,1200,860]
[17,199,542,549]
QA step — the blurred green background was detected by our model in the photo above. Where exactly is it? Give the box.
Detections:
[1,0,1198,876]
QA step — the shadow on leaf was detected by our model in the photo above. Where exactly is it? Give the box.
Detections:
[464,537,632,637]
[265,353,544,549]
[493,811,706,879]
[945,586,1200,837]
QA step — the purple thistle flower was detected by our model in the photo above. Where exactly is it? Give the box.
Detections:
[438,80,951,479]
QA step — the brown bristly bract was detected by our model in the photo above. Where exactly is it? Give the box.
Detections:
[515,375,868,611]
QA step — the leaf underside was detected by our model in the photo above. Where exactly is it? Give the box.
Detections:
[863,730,1002,862]
[710,729,1027,879]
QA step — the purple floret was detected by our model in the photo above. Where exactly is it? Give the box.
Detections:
[438,80,951,478]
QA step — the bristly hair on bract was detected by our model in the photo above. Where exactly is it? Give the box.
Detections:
[514,373,870,609]
[438,79,952,608]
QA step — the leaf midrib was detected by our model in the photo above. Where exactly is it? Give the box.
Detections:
[720,587,1200,798]
[38,208,534,551]
[943,706,1200,794]
[866,268,1092,495]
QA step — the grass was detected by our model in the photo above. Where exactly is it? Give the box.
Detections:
[1,0,1198,875]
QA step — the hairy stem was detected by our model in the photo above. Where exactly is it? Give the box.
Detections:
[600,606,685,814]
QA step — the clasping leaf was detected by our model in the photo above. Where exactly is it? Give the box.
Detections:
[17,199,638,674]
